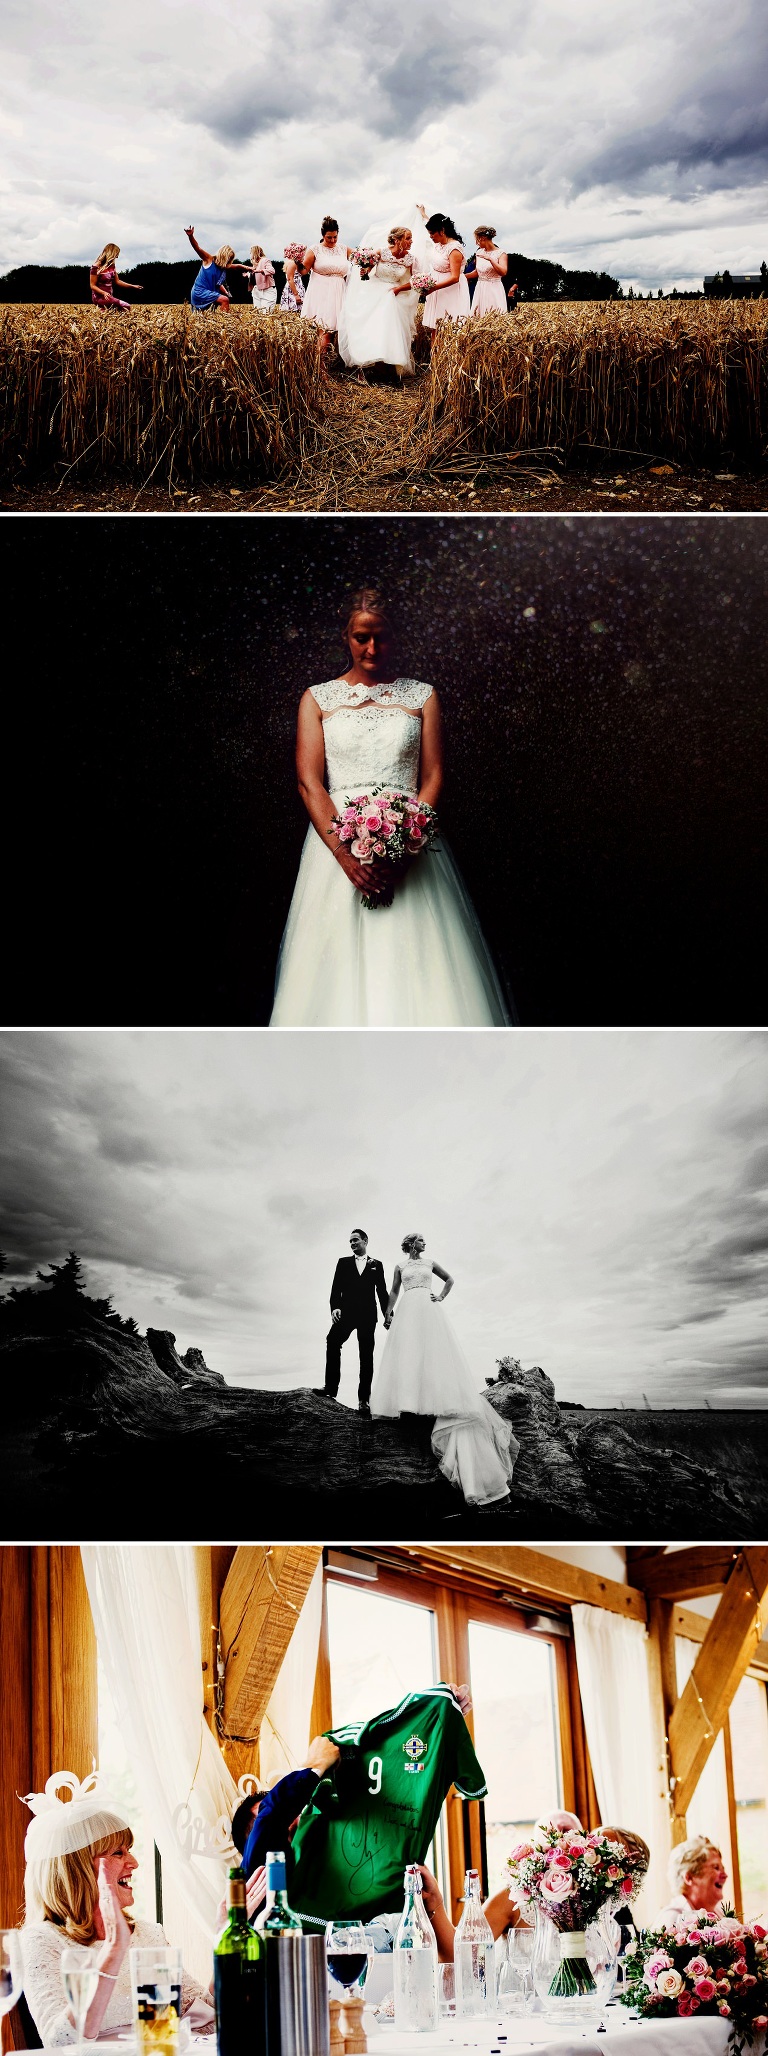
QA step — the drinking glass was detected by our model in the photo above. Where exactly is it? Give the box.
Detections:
[508,1926,535,2008]
[325,1921,372,1999]
[130,1944,183,2056]
[61,1947,101,2053]
[496,1934,525,2015]
[0,1933,23,2020]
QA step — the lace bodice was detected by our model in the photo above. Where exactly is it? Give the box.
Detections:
[432,241,463,277]
[314,246,349,278]
[401,1255,434,1292]
[374,258,413,285]
[309,678,433,797]
[19,1918,212,2046]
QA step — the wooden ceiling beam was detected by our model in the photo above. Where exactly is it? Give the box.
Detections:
[626,1547,741,1601]
[672,1605,768,1676]
[668,1548,768,1819]
[369,1545,646,1622]
[220,1546,322,1741]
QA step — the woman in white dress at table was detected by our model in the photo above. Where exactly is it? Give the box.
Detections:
[468,227,508,313]
[19,1772,215,2045]
[421,211,470,334]
[269,588,511,1027]
[371,1234,518,1508]
[301,215,350,355]
[338,225,420,380]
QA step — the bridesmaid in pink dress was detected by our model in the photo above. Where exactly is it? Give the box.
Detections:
[301,216,351,351]
[468,228,508,314]
[421,211,470,332]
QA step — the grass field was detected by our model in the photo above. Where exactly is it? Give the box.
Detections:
[1,298,767,493]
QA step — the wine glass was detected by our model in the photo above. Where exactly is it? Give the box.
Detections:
[325,1921,372,2000]
[496,1934,525,2015]
[0,1933,23,2020]
[61,1947,101,2054]
[509,1926,535,2009]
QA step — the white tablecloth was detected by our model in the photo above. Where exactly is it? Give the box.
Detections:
[361,2012,732,2056]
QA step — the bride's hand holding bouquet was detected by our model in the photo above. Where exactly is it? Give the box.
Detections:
[329,788,439,909]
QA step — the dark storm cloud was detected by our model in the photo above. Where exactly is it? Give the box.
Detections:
[578,18,768,196]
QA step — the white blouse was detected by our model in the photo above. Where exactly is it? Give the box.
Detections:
[20,1917,214,2046]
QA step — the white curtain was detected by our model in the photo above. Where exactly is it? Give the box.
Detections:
[81,1546,238,1935]
[259,1562,324,1786]
[571,1602,669,1921]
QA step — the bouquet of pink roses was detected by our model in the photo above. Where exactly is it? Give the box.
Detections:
[507,1825,645,1998]
[350,247,380,279]
[620,1913,768,2049]
[329,785,438,909]
[412,272,438,296]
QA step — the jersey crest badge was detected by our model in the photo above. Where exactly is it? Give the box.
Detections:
[403,1733,427,1773]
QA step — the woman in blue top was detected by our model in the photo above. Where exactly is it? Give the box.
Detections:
[185,225,249,309]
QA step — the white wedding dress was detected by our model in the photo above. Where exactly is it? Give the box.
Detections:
[370,1254,518,1507]
[269,678,511,1026]
[338,254,419,373]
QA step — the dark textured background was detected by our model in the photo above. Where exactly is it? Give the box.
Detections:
[7,514,768,1025]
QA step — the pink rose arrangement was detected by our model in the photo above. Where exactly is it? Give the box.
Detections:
[412,273,438,295]
[350,247,380,278]
[283,243,307,264]
[507,1826,646,2000]
[620,1915,768,2048]
[329,785,439,909]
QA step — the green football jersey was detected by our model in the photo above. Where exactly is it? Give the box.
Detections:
[289,1684,487,1926]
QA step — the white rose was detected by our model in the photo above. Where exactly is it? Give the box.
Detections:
[582,1849,599,1867]
[656,1970,683,1999]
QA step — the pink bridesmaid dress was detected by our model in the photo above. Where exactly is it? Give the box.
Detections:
[471,251,507,314]
[422,241,471,329]
[301,243,350,332]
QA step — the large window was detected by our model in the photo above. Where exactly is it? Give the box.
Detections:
[468,1617,562,1895]
[677,1638,768,1921]
[323,1559,574,1917]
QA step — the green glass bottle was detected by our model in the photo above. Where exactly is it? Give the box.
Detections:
[214,1865,265,2056]
[256,1851,303,1934]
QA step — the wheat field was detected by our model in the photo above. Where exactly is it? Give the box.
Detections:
[412,299,768,466]
[1,297,767,482]
[0,304,327,480]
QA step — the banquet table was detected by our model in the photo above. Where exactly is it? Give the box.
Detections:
[357,2012,734,2056]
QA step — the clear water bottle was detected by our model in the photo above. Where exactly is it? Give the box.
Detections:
[454,1869,496,2018]
[393,1865,439,2032]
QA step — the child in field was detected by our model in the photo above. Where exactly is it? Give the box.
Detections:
[185,227,249,310]
[90,244,143,311]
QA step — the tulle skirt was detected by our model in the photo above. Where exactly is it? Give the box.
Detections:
[270,795,511,1027]
[338,276,419,372]
[371,1292,518,1507]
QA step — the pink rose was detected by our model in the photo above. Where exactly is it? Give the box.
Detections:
[752,2017,768,2029]
[685,1958,709,1980]
[753,1926,767,1941]
[677,1993,700,2016]
[552,1853,573,1869]
[582,1849,599,1868]
[718,2002,731,2016]
[693,1979,717,2002]
[364,810,383,832]
[606,1864,620,1880]
[378,819,395,837]
[646,1954,673,1978]
[351,837,374,862]
[373,840,385,855]
[620,1877,634,1897]
[540,1872,574,1902]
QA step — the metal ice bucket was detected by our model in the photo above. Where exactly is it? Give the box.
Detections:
[265,1932,330,2056]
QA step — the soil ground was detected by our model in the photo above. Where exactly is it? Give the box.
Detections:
[3,364,766,513]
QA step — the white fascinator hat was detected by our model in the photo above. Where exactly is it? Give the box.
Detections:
[22,1771,132,1863]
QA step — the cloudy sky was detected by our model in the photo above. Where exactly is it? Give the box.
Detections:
[1,1029,766,1410]
[3,0,767,287]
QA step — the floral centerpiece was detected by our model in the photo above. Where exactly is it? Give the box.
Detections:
[620,1914,768,2049]
[506,1825,645,2001]
[329,785,438,908]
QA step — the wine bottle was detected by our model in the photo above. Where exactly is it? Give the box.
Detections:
[393,1865,439,2032]
[214,1865,265,2056]
[256,1851,303,1934]
[454,1867,496,2018]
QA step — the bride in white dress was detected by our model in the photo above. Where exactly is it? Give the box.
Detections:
[338,225,419,378]
[370,1234,518,1508]
[269,587,512,1027]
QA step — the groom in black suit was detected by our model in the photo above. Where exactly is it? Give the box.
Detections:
[324,1229,389,1416]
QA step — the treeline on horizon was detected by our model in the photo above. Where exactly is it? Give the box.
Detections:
[0,252,637,303]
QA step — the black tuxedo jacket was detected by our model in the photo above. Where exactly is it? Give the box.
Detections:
[330,1255,389,1326]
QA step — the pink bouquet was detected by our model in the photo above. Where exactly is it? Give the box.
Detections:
[507,1826,645,1998]
[283,242,307,264]
[412,273,438,295]
[329,785,438,909]
[350,247,380,278]
[620,1914,768,2048]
